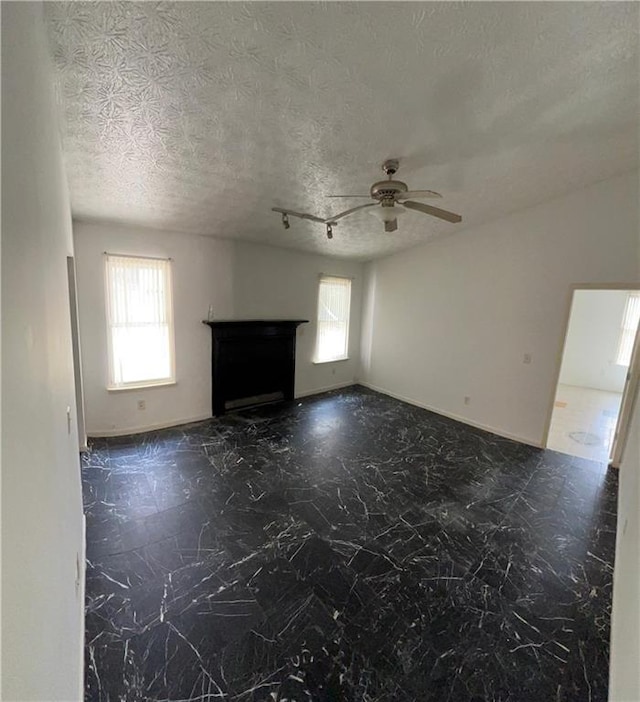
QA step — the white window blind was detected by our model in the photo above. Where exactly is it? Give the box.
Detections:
[616,292,640,367]
[105,254,175,388]
[315,275,351,363]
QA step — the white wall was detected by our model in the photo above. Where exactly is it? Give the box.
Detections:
[360,171,639,446]
[610,391,640,701]
[1,3,84,699]
[73,221,235,435]
[74,226,363,435]
[559,290,630,393]
[233,241,364,398]
[609,175,640,701]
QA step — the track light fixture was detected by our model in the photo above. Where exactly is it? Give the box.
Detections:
[270,207,342,240]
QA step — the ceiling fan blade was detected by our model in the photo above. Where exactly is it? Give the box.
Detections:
[327,202,377,223]
[402,200,462,223]
[271,207,325,224]
[384,219,398,233]
[326,195,371,198]
[396,190,442,200]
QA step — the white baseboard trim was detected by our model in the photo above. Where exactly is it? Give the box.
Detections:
[86,385,540,448]
[88,413,211,438]
[358,381,542,448]
[78,513,86,701]
[295,380,357,399]
[86,386,360,436]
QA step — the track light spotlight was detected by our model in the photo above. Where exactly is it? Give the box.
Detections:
[326,223,333,239]
[282,213,290,229]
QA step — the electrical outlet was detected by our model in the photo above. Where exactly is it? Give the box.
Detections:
[137,400,146,411]
[523,353,532,365]
[464,396,471,406]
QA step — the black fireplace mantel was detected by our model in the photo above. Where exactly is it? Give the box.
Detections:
[203,319,308,415]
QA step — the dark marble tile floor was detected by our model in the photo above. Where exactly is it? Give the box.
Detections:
[82,386,618,701]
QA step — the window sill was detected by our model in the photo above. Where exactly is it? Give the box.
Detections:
[313,357,350,365]
[107,380,176,392]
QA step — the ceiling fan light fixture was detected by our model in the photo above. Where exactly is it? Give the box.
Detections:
[369,202,405,224]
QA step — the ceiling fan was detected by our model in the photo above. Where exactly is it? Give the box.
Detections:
[272,159,462,238]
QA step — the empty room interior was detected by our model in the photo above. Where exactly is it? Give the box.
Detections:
[2,2,640,701]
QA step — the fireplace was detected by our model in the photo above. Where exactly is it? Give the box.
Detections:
[203,319,308,416]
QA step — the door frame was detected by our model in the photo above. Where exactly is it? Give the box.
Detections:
[67,256,88,452]
[611,312,640,467]
[541,282,640,464]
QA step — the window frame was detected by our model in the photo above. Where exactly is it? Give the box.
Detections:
[313,274,352,364]
[104,253,176,391]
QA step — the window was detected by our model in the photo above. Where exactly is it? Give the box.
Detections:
[105,254,175,389]
[616,292,640,367]
[314,275,351,363]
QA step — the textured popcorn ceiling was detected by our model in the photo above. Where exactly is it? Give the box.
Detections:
[45,2,639,260]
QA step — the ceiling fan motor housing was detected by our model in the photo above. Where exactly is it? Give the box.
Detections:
[370,179,408,201]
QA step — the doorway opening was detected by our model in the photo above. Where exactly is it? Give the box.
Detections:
[545,286,640,464]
